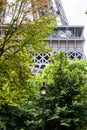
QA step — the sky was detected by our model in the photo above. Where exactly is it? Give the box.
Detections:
[61,0,87,56]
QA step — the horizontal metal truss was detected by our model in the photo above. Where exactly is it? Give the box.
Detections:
[31,51,84,74]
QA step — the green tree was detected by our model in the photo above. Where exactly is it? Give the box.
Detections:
[0,1,56,129]
[0,0,55,105]
[40,52,87,130]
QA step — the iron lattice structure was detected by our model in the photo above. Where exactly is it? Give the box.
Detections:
[0,0,85,74]
[31,0,85,74]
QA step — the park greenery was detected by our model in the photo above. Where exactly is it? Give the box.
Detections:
[41,52,87,130]
[0,0,87,130]
[0,51,87,130]
[0,0,55,105]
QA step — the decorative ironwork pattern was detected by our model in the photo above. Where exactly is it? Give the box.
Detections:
[31,51,84,74]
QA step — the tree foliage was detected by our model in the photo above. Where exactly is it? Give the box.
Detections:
[0,0,57,129]
[0,51,87,130]
[40,52,87,130]
[0,0,55,105]
[1,1,87,130]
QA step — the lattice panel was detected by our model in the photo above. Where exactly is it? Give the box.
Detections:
[65,52,83,60]
[34,53,50,64]
[31,53,50,74]
[31,51,84,74]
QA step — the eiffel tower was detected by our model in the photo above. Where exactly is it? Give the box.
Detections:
[31,0,85,74]
[0,0,85,74]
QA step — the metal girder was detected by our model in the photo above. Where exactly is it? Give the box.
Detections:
[54,0,69,25]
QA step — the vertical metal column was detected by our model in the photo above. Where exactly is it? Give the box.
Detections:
[54,0,69,25]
